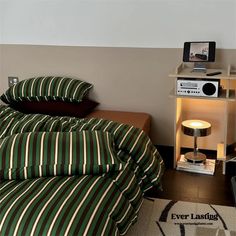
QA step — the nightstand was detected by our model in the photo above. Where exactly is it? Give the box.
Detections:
[169,63,236,174]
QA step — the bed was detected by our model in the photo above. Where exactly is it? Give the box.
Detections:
[0,76,164,236]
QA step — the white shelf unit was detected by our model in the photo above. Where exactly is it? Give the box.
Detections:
[169,63,236,174]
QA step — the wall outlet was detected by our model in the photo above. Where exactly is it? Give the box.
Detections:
[8,77,19,87]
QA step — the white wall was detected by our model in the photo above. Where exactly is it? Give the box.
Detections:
[0,0,235,48]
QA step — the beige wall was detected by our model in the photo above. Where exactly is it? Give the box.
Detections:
[0,44,236,146]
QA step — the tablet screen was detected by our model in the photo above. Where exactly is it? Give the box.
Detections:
[183,41,216,62]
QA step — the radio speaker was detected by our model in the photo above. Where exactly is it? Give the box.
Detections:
[176,79,220,97]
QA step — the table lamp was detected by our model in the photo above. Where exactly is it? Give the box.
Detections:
[181,119,211,163]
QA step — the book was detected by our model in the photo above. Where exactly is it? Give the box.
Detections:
[176,155,215,175]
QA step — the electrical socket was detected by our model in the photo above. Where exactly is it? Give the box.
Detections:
[8,77,19,87]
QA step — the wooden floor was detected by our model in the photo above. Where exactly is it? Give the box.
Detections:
[146,147,236,207]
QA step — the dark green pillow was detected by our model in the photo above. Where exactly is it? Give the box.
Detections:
[0,131,122,180]
[0,76,93,104]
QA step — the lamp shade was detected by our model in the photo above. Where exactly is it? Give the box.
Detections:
[182,120,211,137]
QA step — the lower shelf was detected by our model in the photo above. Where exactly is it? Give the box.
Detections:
[176,155,216,175]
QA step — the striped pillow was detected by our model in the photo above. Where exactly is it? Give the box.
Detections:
[0,76,93,104]
[0,131,122,180]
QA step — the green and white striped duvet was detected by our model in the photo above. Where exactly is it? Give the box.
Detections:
[0,105,164,235]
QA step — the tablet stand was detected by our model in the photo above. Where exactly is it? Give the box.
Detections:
[192,62,207,73]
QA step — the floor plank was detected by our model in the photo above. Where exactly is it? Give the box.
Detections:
[146,146,235,206]
[146,161,235,206]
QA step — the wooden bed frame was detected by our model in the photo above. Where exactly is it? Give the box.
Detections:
[86,110,151,135]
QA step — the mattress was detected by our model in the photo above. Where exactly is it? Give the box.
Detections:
[86,110,151,135]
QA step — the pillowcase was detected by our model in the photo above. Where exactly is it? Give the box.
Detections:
[0,131,122,180]
[9,99,99,118]
[0,76,93,104]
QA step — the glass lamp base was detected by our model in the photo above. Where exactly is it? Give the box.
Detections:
[184,151,206,163]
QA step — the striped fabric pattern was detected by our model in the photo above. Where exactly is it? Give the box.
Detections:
[0,105,164,192]
[0,105,164,236]
[0,131,122,180]
[0,175,143,236]
[0,76,93,104]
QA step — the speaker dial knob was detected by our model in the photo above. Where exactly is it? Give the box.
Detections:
[202,83,216,96]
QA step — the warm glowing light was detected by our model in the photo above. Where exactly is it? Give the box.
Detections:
[189,121,204,127]
[182,120,211,129]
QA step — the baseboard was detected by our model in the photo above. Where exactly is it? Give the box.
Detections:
[155,145,174,169]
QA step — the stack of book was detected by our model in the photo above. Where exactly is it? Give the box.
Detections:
[177,155,216,175]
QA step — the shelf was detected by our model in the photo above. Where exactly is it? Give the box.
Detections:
[169,89,236,101]
[170,63,236,174]
[169,65,229,79]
